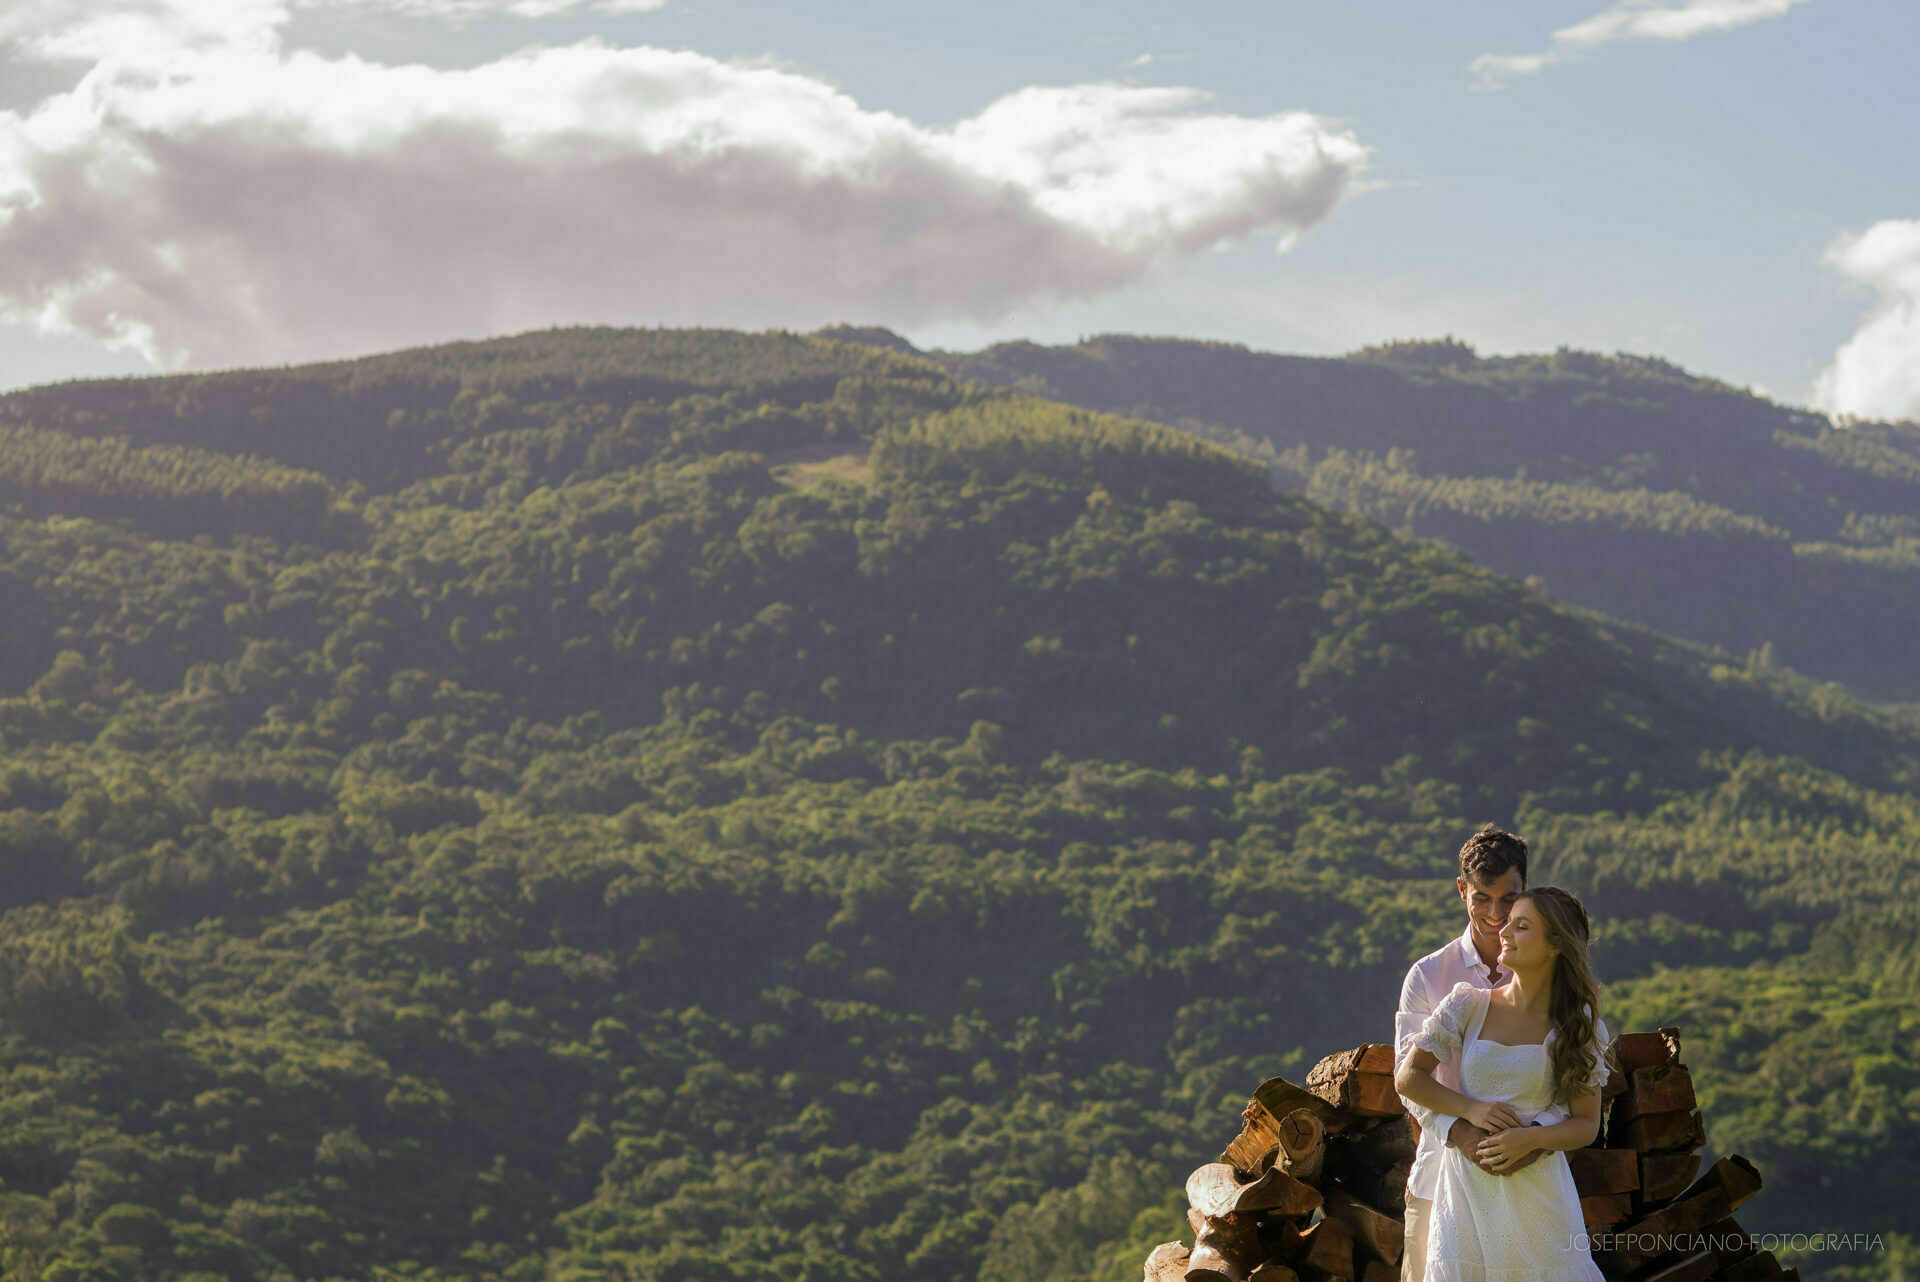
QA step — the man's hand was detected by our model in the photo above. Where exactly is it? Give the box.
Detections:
[1475,1126,1541,1174]
[1447,1118,1547,1176]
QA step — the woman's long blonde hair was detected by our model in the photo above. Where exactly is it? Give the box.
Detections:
[1521,886,1603,1105]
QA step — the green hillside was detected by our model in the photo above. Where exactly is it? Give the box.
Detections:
[907,330,1920,704]
[0,329,1913,1282]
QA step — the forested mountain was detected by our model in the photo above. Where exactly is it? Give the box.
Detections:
[882,329,1920,703]
[0,329,1914,1282]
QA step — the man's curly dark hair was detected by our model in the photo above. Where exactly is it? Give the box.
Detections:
[1459,823,1529,885]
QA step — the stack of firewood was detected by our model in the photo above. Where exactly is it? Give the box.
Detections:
[1143,1027,1789,1282]
[1580,1028,1785,1282]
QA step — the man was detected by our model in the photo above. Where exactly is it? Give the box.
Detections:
[1395,824,1545,1282]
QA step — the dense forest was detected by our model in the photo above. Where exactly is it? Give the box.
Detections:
[0,328,1914,1281]
[897,329,1920,703]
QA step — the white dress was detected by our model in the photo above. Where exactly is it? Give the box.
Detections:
[1412,981,1608,1282]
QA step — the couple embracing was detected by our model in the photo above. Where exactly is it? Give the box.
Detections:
[1393,824,1608,1282]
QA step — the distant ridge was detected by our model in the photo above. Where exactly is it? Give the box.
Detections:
[849,331,1920,703]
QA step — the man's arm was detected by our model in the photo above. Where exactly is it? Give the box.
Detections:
[1395,966,1459,1145]
[1396,969,1545,1176]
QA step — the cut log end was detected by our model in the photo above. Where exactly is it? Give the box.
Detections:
[1145,1241,1193,1282]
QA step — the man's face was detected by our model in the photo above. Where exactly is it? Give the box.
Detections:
[1458,868,1525,946]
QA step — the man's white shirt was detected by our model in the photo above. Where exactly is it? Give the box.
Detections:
[1395,924,1504,1204]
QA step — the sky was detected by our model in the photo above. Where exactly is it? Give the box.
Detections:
[0,0,1915,419]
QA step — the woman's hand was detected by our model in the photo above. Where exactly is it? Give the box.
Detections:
[1474,1125,1540,1172]
[1464,1099,1521,1134]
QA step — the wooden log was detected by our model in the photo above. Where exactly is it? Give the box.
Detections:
[1601,1041,1627,1100]
[1338,1157,1412,1218]
[1307,1048,1405,1117]
[1702,1218,1757,1266]
[1222,1100,1284,1177]
[1325,1114,1414,1215]
[1609,1109,1704,1154]
[1255,1078,1345,1130]
[1249,1265,1300,1282]
[1720,1251,1783,1282]
[1613,1029,1683,1075]
[1328,1115,1417,1174]
[1278,1109,1326,1185]
[1275,1216,1356,1281]
[1683,1155,1763,1213]
[1568,1147,1639,1196]
[1358,1262,1397,1282]
[1611,1189,1731,1266]
[1321,1187,1403,1266]
[1188,1162,1322,1219]
[1224,1081,1343,1173]
[1347,1074,1405,1117]
[1631,1250,1718,1282]
[1307,1047,1371,1093]
[1356,1044,1396,1074]
[1615,1065,1698,1122]
[1581,1193,1633,1229]
[1186,1207,1268,1282]
[1638,1153,1703,1206]
[1145,1242,1192,1282]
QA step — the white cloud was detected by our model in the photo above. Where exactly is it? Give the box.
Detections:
[1814,220,1920,423]
[1471,0,1810,87]
[0,16,1365,370]
[1,0,665,64]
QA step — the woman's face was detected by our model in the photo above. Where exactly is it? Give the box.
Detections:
[1496,897,1557,971]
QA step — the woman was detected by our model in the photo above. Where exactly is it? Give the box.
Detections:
[1393,886,1608,1282]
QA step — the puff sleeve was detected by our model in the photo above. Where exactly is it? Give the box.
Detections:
[1578,1016,1612,1094]
[1409,981,1479,1067]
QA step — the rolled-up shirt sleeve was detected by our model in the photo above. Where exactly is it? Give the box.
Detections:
[1396,966,1459,1147]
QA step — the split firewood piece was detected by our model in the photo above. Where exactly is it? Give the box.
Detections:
[1255,1077,1345,1129]
[1354,1044,1397,1073]
[1567,1147,1638,1196]
[1633,1250,1719,1282]
[1720,1251,1785,1282]
[1600,1040,1626,1100]
[1330,1115,1416,1171]
[1306,1046,1403,1117]
[1703,1217,1759,1267]
[1638,1153,1703,1206]
[1186,1207,1269,1282]
[1359,1261,1399,1282]
[1608,1108,1704,1154]
[1274,1215,1356,1281]
[1337,1157,1412,1217]
[1248,1263,1300,1282]
[1145,1242,1193,1282]
[1612,1028,1682,1075]
[1222,1077,1341,1173]
[1187,1163,1322,1220]
[1609,1188,1731,1266]
[1613,1064,1698,1122]
[1683,1154,1764,1213]
[1346,1076,1403,1117]
[1278,1109,1326,1185]
[1323,1114,1415,1214]
[1221,1100,1284,1177]
[1321,1187,1403,1266]
[1579,1193,1632,1229]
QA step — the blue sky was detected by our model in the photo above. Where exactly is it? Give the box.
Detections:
[1,0,1915,416]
